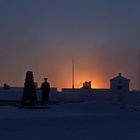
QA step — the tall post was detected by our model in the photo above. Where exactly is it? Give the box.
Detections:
[72,60,75,89]
[139,53,140,91]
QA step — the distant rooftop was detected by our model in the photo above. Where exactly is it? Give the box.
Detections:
[110,73,130,81]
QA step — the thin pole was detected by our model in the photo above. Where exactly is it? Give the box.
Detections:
[139,53,140,90]
[72,60,75,89]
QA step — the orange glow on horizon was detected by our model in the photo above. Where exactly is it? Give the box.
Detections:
[75,81,101,89]
[53,73,110,90]
[34,63,111,90]
[74,80,108,89]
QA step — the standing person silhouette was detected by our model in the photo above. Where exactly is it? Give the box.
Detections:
[41,78,50,105]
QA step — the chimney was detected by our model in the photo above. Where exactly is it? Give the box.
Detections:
[119,73,122,76]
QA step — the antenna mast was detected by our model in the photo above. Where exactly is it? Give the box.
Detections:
[72,60,75,89]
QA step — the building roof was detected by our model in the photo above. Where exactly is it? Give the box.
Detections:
[110,73,130,82]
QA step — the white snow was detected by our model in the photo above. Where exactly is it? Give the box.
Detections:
[0,88,140,139]
[0,101,140,140]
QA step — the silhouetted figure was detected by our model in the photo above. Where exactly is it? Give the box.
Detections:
[41,78,50,105]
[21,71,37,107]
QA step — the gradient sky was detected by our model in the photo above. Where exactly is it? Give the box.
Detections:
[0,0,140,90]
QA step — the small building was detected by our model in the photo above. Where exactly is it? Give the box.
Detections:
[110,73,130,92]
[110,73,130,102]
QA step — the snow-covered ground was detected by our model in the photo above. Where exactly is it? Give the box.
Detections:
[0,101,140,140]
[0,88,140,106]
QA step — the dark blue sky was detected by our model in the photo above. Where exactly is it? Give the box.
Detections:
[0,0,140,89]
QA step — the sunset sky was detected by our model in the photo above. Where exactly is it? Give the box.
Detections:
[0,0,140,90]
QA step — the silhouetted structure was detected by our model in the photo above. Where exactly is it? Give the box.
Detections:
[110,73,130,102]
[110,73,130,92]
[3,83,10,90]
[41,78,50,105]
[21,71,37,106]
[82,81,92,89]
